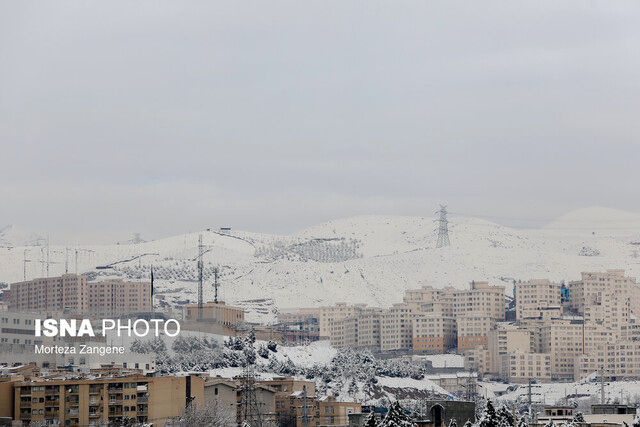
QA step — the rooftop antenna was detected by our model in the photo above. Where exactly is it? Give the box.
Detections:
[213,267,220,303]
[435,204,450,248]
[23,249,34,281]
[197,234,204,320]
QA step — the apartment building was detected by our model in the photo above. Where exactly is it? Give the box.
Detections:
[8,274,151,316]
[183,300,245,326]
[204,378,277,425]
[0,309,51,347]
[487,323,534,377]
[505,351,552,383]
[12,373,204,426]
[457,314,495,351]
[405,281,505,321]
[329,309,381,350]
[267,378,360,427]
[445,281,506,320]
[318,303,369,339]
[515,279,561,320]
[9,274,88,312]
[574,340,640,381]
[381,303,416,352]
[568,270,636,330]
[412,313,457,353]
[86,279,151,316]
[541,318,585,381]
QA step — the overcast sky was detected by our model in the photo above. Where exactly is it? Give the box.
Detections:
[1,1,639,241]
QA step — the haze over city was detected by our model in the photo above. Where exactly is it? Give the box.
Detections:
[2,1,640,242]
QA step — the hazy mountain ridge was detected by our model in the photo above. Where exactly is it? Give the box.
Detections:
[2,207,640,322]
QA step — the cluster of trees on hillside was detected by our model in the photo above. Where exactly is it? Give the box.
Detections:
[129,337,441,400]
[255,238,361,263]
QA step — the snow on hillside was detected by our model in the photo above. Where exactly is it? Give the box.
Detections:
[2,208,640,322]
[487,374,640,406]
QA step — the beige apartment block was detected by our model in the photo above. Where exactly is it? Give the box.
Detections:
[329,309,381,350]
[412,313,457,353]
[487,323,534,376]
[541,318,584,381]
[183,301,245,326]
[403,286,445,305]
[9,274,88,313]
[574,340,640,381]
[13,373,204,426]
[568,270,636,328]
[318,303,369,339]
[8,274,151,316]
[381,303,417,352]
[505,351,552,383]
[445,281,506,321]
[515,279,561,320]
[457,314,495,351]
[86,279,152,316]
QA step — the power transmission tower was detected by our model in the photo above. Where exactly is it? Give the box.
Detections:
[435,204,450,248]
[240,364,264,426]
[197,234,204,321]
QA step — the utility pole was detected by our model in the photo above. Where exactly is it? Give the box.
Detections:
[435,204,450,248]
[302,385,310,427]
[197,234,204,321]
[65,247,70,274]
[46,236,50,277]
[600,366,606,404]
[23,249,33,281]
[213,267,220,303]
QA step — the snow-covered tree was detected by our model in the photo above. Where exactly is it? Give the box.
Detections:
[364,412,380,427]
[449,418,458,427]
[516,412,529,427]
[246,329,256,345]
[478,401,499,427]
[267,340,278,352]
[176,401,234,426]
[381,401,415,427]
[463,420,474,427]
[632,413,640,427]
[544,420,555,427]
[497,405,514,427]
[572,412,585,424]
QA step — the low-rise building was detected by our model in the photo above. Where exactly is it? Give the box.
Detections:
[183,300,245,326]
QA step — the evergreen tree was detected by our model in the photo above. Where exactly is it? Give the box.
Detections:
[497,405,515,427]
[478,401,499,427]
[364,412,380,427]
[516,412,529,427]
[572,412,585,424]
[381,401,415,427]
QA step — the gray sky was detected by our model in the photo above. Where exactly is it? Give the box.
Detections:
[1,1,639,241]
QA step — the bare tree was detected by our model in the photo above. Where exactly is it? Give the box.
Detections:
[173,400,235,426]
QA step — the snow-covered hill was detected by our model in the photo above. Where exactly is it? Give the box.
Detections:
[2,207,640,323]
